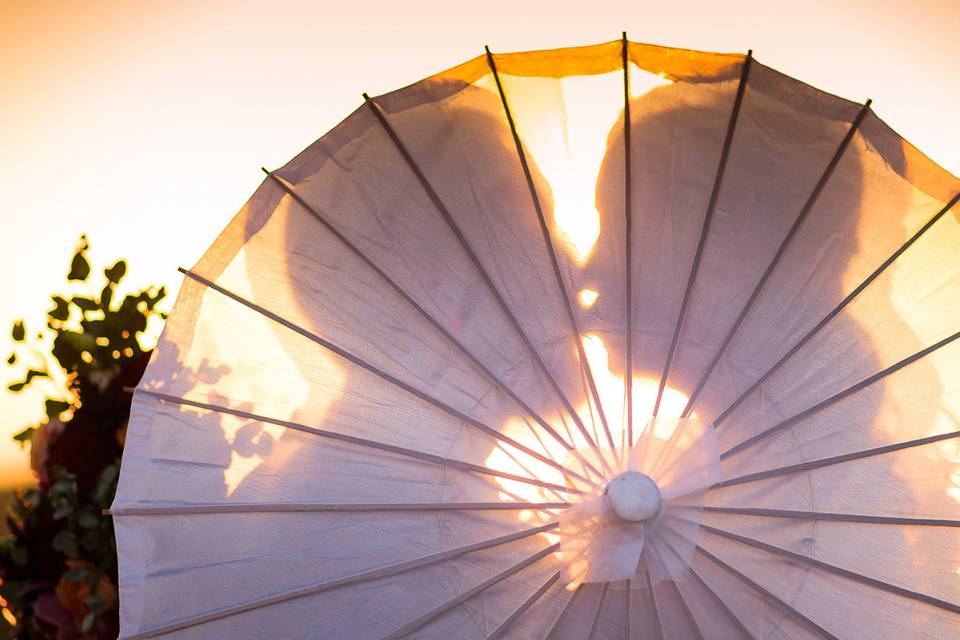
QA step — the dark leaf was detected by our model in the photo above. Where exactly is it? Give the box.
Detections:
[10,545,28,565]
[13,427,35,443]
[79,528,101,552]
[148,286,167,309]
[53,503,74,520]
[68,252,91,281]
[104,260,127,284]
[52,530,79,557]
[72,296,99,312]
[52,465,77,483]
[84,594,106,614]
[67,238,91,281]
[49,295,70,321]
[52,330,95,372]
[64,568,91,582]
[45,398,71,418]
[6,352,15,364]
[12,320,25,341]
[100,283,113,309]
[93,464,120,504]
[99,464,119,485]
[8,369,47,392]
[77,510,100,529]
[81,611,96,634]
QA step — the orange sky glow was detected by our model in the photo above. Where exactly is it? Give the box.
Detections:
[1,0,958,489]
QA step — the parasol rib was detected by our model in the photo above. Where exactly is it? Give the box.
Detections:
[110,501,570,516]
[652,51,753,417]
[361,92,610,473]
[720,328,960,459]
[586,582,610,640]
[379,543,560,640]
[264,170,598,487]
[653,537,706,640]
[645,567,666,640]
[701,525,960,614]
[624,578,632,638]
[545,583,585,640]
[713,428,960,489]
[484,46,618,459]
[123,522,557,639]
[686,566,756,639]
[664,542,756,640]
[701,506,960,527]
[136,389,579,495]
[712,190,960,429]
[695,545,839,640]
[622,32,635,445]
[487,570,562,640]
[681,99,873,418]
[177,267,590,487]
[668,579,705,640]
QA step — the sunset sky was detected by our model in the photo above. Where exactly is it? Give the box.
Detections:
[2,0,958,489]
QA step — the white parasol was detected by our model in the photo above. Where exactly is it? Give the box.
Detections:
[112,36,960,639]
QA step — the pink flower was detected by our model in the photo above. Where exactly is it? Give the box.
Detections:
[55,561,118,635]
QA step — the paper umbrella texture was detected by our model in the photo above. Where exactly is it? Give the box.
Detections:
[111,38,960,639]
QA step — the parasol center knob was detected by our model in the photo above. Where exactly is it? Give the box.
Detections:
[606,471,661,522]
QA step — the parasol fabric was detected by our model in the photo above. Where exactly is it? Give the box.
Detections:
[112,38,960,639]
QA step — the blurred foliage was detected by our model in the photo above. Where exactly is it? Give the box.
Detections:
[0,237,166,639]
